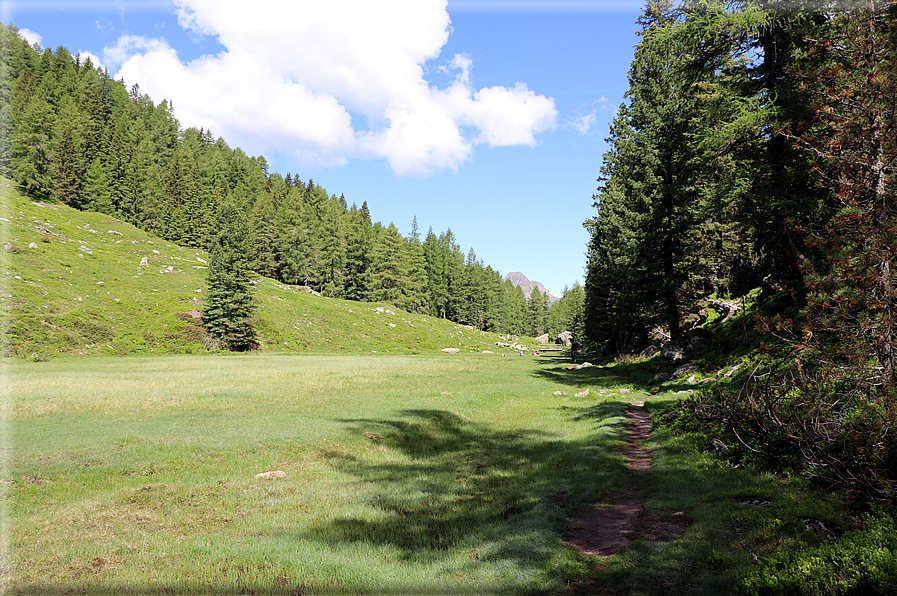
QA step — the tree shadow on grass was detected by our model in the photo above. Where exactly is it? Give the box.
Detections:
[296,407,632,591]
[528,357,628,391]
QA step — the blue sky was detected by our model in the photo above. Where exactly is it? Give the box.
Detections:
[3,0,643,297]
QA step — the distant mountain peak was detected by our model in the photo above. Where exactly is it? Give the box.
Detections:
[504,272,558,304]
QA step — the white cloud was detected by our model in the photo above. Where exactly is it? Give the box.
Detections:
[18,28,42,47]
[76,51,105,72]
[564,97,612,135]
[106,0,558,176]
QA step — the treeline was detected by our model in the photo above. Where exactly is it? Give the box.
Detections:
[588,0,896,496]
[0,23,583,338]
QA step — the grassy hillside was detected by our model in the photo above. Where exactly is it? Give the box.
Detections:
[0,180,535,358]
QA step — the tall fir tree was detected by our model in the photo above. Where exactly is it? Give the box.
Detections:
[203,203,256,351]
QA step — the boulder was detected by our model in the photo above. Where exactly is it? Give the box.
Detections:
[441,348,460,354]
[660,341,687,361]
[139,256,149,266]
[535,333,551,344]
[653,372,672,382]
[660,335,710,361]
[557,330,574,347]
[639,345,660,359]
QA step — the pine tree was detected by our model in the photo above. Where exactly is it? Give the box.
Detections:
[203,203,256,351]
[51,122,81,206]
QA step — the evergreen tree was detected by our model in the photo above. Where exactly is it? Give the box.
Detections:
[203,203,256,351]
[51,122,81,206]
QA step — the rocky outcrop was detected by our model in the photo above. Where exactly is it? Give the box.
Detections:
[557,330,574,347]
[660,334,711,361]
[503,271,558,304]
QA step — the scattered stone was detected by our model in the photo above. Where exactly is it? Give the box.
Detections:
[740,499,772,507]
[388,323,396,328]
[107,230,123,236]
[675,390,695,394]
[724,364,741,378]
[686,374,698,384]
[802,518,836,543]
[441,348,460,354]
[674,363,700,378]
[575,389,590,398]
[152,249,160,254]
[566,362,594,371]
[619,388,632,394]
[139,256,149,266]
[702,436,728,453]
[79,245,93,254]
[481,350,494,354]
[83,223,92,230]
[28,242,38,249]
[553,391,568,396]
[196,256,206,264]
[653,372,672,382]
[698,378,714,385]
[255,470,286,479]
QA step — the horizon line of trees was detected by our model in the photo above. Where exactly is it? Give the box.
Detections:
[0,22,585,340]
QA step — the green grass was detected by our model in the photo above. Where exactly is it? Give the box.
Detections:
[7,354,866,595]
[0,180,532,358]
[8,353,634,594]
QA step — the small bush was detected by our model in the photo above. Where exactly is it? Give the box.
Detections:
[741,513,897,595]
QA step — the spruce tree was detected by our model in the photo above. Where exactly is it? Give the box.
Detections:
[203,203,256,351]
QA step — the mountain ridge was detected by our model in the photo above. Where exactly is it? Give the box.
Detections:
[503,272,558,304]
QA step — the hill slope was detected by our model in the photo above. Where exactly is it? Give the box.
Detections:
[0,182,535,358]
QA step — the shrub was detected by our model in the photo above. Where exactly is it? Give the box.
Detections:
[741,513,897,595]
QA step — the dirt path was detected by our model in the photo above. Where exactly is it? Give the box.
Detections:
[566,400,689,558]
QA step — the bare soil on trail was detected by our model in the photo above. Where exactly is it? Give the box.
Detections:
[566,400,690,558]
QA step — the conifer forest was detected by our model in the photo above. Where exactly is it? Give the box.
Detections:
[586,0,897,498]
[0,22,585,341]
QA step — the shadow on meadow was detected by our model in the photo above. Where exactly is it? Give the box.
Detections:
[301,405,631,582]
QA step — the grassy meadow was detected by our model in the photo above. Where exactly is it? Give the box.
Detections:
[6,352,857,595]
[7,352,633,594]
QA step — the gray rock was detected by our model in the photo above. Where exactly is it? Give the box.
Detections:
[661,341,687,361]
[441,348,460,354]
[674,363,700,378]
[639,344,660,358]
[107,230,123,236]
[575,389,590,398]
[557,330,574,347]
[654,372,672,382]
[535,333,551,344]
[702,436,728,453]
[28,242,38,249]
